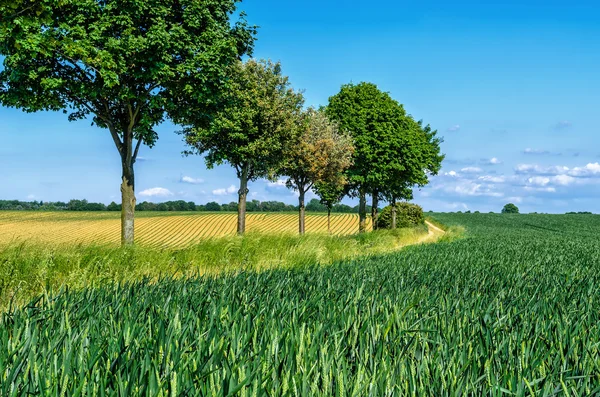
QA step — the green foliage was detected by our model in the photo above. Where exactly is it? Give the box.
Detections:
[0,0,256,243]
[325,82,444,198]
[204,201,221,211]
[0,0,254,145]
[502,203,520,214]
[313,180,347,212]
[107,202,121,211]
[2,214,600,394]
[279,108,353,195]
[180,59,304,182]
[378,203,425,229]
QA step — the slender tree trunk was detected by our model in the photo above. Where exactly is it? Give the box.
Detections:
[359,188,367,233]
[327,208,332,235]
[298,188,306,235]
[120,160,136,245]
[237,166,249,235]
[391,198,397,229]
[371,190,379,231]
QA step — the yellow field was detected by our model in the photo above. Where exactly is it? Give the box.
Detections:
[0,211,372,248]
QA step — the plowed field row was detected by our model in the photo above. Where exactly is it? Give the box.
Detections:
[0,212,371,247]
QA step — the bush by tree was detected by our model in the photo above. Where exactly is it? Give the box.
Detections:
[377,203,425,229]
[502,203,520,214]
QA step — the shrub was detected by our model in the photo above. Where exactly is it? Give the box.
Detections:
[378,203,424,229]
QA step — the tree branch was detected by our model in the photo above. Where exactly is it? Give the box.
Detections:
[133,138,143,163]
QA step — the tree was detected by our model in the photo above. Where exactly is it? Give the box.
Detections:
[205,202,221,212]
[327,82,444,232]
[502,203,520,214]
[313,181,347,234]
[325,83,403,232]
[278,109,354,234]
[0,0,255,244]
[180,59,304,234]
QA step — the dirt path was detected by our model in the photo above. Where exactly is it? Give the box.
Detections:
[418,221,446,244]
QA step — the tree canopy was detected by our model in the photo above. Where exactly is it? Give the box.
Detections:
[0,0,255,244]
[278,108,354,234]
[502,203,520,214]
[326,82,444,232]
[179,59,304,234]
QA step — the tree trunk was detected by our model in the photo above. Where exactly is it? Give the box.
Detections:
[359,188,367,233]
[391,198,397,229]
[371,190,379,231]
[298,189,306,235]
[327,208,332,235]
[120,161,136,245]
[237,166,249,235]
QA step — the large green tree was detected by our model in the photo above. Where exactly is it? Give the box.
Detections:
[180,59,304,234]
[0,0,254,244]
[326,82,444,233]
[278,108,354,234]
[325,82,402,232]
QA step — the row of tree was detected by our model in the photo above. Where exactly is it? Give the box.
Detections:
[0,199,369,213]
[0,0,443,245]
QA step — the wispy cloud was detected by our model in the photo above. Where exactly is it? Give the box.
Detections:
[553,120,572,131]
[212,185,237,196]
[180,176,204,185]
[139,187,174,198]
[460,167,483,174]
[447,124,461,132]
[480,157,502,165]
[523,148,559,156]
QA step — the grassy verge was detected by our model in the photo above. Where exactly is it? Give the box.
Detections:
[0,225,431,310]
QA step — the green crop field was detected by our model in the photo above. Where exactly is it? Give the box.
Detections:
[2,213,600,395]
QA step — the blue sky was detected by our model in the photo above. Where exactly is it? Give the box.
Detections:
[1,0,599,213]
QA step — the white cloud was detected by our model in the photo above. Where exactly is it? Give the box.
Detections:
[447,125,461,132]
[515,164,570,176]
[478,175,506,183]
[516,162,600,179]
[460,167,483,174]
[523,148,551,155]
[569,163,600,177]
[180,176,204,185]
[139,187,174,198]
[553,175,577,186]
[212,185,237,196]
[26,194,36,200]
[524,186,556,193]
[445,170,459,177]
[268,179,287,187]
[479,157,502,166]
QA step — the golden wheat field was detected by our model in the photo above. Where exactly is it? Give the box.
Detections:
[0,211,371,247]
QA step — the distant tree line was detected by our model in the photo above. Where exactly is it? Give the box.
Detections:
[0,199,373,214]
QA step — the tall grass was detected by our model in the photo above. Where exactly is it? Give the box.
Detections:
[0,226,429,309]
